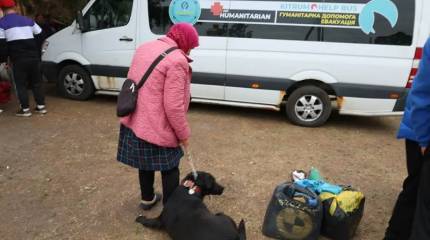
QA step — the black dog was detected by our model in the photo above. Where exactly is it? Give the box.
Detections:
[136,171,246,240]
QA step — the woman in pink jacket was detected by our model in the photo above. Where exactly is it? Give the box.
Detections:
[117,23,199,210]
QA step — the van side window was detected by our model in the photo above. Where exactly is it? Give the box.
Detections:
[321,0,414,46]
[84,0,134,32]
[148,0,228,37]
[149,0,414,46]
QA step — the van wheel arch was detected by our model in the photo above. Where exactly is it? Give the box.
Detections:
[57,63,95,100]
[284,80,337,101]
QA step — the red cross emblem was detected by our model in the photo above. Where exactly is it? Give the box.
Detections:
[211,2,224,16]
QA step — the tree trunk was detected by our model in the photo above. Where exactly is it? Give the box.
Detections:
[17,0,26,15]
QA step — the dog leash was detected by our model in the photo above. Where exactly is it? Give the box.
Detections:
[183,147,198,180]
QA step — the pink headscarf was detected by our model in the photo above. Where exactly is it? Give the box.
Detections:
[166,23,200,53]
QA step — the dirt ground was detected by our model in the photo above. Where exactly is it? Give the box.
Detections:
[0,85,407,240]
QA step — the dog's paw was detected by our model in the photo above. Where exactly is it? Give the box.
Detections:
[135,215,148,224]
[135,215,163,229]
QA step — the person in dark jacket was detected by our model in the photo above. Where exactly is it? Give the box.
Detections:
[0,0,47,117]
[385,38,430,239]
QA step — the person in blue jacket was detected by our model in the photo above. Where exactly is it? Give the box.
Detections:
[385,38,430,240]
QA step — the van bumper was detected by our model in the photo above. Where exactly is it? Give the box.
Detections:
[338,96,405,117]
[41,61,59,82]
[393,90,409,112]
[339,110,403,117]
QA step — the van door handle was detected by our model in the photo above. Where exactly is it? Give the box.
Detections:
[119,36,133,42]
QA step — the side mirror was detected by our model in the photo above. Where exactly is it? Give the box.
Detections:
[76,10,86,32]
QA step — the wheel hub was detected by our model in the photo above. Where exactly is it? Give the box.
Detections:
[64,73,84,96]
[294,95,324,122]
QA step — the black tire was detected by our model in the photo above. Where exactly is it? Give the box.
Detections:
[58,65,94,100]
[286,86,332,127]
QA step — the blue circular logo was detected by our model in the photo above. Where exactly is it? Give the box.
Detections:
[169,0,201,25]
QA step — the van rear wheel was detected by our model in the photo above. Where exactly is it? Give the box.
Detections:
[58,65,94,100]
[286,86,332,127]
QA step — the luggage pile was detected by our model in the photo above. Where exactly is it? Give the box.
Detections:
[262,168,365,240]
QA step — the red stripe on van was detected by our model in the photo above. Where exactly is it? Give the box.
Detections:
[414,47,423,60]
[407,48,423,89]
[410,68,418,76]
[407,68,417,89]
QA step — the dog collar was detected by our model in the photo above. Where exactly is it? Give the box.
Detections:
[183,180,201,195]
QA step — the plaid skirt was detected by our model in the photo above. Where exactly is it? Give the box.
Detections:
[117,125,183,171]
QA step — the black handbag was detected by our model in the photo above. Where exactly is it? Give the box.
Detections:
[116,47,177,117]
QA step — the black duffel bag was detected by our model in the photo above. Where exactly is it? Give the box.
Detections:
[262,182,323,240]
[320,188,365,240]
[117,47,177,117]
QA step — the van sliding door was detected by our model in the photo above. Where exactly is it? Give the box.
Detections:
[144,0,231,101]
[191,0,231,100]
[225,0,323,106]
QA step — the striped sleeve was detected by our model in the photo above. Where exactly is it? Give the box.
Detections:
[0,28,5,39]
[32,22,42,35]
[32,22,44,51]
[0,28,7,62]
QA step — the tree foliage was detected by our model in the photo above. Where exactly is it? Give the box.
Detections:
[16,0,89,24]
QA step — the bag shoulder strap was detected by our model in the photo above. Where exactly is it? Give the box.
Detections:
[136,47,178,90]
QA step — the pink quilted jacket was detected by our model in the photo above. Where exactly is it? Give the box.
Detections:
[120,37,192,148]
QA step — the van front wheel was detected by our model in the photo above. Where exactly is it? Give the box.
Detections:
[286,86,332,127]
[58,65,94,100]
